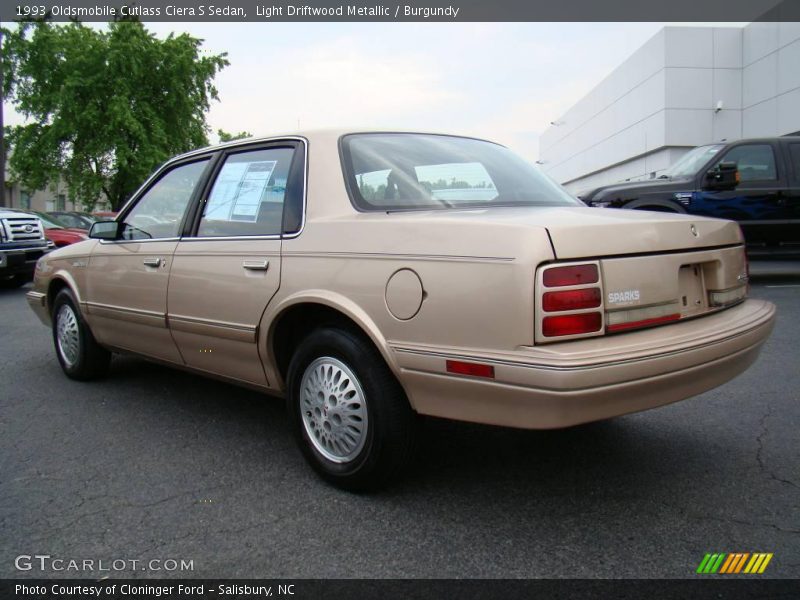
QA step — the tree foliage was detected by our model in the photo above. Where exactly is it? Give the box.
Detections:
[217,129,253,143]
[2,21,228,210]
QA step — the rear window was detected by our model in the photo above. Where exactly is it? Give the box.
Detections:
[341,133,580,211]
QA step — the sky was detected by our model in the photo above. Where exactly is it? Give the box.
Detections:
[3,22,747,161]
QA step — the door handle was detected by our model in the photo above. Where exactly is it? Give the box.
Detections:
[143,258,162,268]
[242,259,269,271]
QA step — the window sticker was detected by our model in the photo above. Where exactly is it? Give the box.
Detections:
[205,160,277,223]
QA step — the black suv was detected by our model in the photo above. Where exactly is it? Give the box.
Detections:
[579,137,800,255]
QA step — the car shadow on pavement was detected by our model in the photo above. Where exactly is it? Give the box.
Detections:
[102,354,716,503]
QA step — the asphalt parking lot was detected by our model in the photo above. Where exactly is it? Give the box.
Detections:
[1,265,798,579]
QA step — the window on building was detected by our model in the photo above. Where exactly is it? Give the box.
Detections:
[56,194,66,211]
[20,191,31,210]
[715,144,777,182]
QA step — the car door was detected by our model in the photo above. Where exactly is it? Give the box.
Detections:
[85,157,212,363]
[167,141,305,386]
[782,141,800,248]
[695,142,788,249]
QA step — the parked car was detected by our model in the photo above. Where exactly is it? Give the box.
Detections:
[0,209,51,288]
[9,209,90,247]
[27,130,776,489]
[49,211,97,230]
[579,137,800,256]
[91,211,118,221]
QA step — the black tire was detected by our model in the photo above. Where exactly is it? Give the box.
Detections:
[0,274,29,289]
[51,288,111,380]
[286,327,418,491]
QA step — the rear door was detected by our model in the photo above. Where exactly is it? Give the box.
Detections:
[694,142,789,250]
[782,141,800,249]
[167,141,305,386]
[86,157,211,362]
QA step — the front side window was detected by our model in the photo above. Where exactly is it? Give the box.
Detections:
[198,147,295,237]
[121,159,209,240]
[342,133,580,211]
[714,144,777,182]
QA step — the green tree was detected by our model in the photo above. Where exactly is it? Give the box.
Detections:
[217,129,252,142]
[2,21,228,210]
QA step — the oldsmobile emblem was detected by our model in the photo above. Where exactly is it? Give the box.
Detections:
[690,224,699,237]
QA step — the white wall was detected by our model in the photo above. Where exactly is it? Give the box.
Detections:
[541,23,800,195]
[742,22,800,137]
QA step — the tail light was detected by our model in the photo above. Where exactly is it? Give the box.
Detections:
[543,264,598,287]
[543,313,602,337]
[537,262,604,341]
[543,288,601,312]
[708,245,748,308]
[709,285,747,307]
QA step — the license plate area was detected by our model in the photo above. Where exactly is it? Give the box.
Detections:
[678,264,708,318]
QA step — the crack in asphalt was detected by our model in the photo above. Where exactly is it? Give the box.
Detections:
[661,500,800,536]
[755,404,799,491]
[11,483,234,547]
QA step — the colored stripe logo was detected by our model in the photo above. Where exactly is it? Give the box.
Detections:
[696,553,773,574]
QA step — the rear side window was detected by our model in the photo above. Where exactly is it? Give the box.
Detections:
[342,133,580,211]
[714,144,777,182]
[789,144,800,183]
[198,147,295,237]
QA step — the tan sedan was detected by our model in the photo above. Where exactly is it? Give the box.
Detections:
[27,130,776,489]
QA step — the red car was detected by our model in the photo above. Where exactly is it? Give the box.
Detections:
[9,210,89,247]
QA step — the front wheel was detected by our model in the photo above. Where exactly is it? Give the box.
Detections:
[286,327,418,491]
[52,288,111,380]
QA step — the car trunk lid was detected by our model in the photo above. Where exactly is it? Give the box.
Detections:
[534,209,747,342]
[543,207,743,259]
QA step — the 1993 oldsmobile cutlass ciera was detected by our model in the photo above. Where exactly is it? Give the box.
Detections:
[27,130,776,489]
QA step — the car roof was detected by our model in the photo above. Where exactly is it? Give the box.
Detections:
[172,128,501,161]
[726,136,800,144]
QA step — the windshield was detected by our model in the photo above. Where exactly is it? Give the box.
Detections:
[341,133,581,211]
[32,212,65,229]
[661,144,724,178]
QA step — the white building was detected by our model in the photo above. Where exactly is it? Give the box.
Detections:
[539,22,800,195]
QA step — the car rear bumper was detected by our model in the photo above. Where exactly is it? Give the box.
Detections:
[391,299,775,429]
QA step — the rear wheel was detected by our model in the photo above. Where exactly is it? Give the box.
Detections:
[52,288,111,380]
[286,327,418,491]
